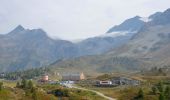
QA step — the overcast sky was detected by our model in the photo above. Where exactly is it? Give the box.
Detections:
[0,0,170,40]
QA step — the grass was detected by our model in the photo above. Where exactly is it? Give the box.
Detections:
[39,84,106,100]
[91,87,118,98]
[0,82,106,100]
[0,89,16,100]
[2,81,17,88]
[35,91,57,100]
[77,74,170,100]
[68,89,107,100]
[37,84,62,91]
[80,85,160,100]
[1,74,169,100]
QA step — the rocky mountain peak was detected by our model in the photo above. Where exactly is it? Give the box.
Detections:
[106,15,144,33]
[149,12,162,19]
[8,25,25,35]
[148,8,170,26]
[164,8,170,13]
[13,25,25,32]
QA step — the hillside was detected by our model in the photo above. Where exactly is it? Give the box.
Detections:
[50,55,150,75]
[77,35,132,55]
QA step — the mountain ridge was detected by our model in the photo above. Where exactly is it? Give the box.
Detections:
[106,16,145,33]
[0,24,135,72]
[49,8,170,74]
[1,8,170,72]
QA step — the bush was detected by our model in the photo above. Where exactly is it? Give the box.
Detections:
[52,89,69,97]
[157,82,164,93]
[165,86,170,100]
[28,80,34,89]
[77,90,81,93]
[152,86,157,95]
[159,93,165,100]
[21,78,28,89]
[134,88,144,100]
[16,82,20,88]
[0,82,3,91]
[32,89,38,100]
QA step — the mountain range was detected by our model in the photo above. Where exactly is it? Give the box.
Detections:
[0,13,145,72]
[0,27,136,72]
[1,8,170,73]
[49,8,170,74]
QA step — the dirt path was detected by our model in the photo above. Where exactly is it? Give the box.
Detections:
[72,85,116,100]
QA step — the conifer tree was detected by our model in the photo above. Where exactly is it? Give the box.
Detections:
[135,88,144,100]
[21,78,28,89]
[152,86,157,95]
[16,81,20,88]
[158,82,164,93]
[28,80,33,89]
[159,93,165,100]
[165,86,170,99]
[32,87,38,100]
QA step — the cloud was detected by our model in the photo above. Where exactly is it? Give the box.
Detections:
[0,0,170,40]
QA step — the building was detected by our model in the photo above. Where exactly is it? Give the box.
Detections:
[42,75,49,81]
[96,81,113,87]
[61,72,85,81]
[38,75,49,83]
[111,77,140,86]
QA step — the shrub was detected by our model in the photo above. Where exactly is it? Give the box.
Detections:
[0,82,3,91]
[159,93,165,100]
[152,86,157,95]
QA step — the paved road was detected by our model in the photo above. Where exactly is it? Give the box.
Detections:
[71,85,116,100]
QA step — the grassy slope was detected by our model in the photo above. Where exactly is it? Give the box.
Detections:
[76,73,170,100]
[50,55,149,76]
[0,89,16,100]
[39,84,106,100]
[0,81,106,100]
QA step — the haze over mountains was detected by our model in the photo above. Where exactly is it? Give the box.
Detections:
[0,8,170,73]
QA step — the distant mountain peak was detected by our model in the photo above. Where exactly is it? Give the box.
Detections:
[14,25,25,31]
[8,26,49,38]
[28,28,48,37]
[148,8,170,26]
[165,8,170,13]
[8,25,25,35]
[35,28,46,33]
[106,16,145,33]
[134,16,141,19]
[149,12,162,19]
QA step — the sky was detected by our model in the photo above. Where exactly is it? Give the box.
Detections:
[0,0,170,40]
